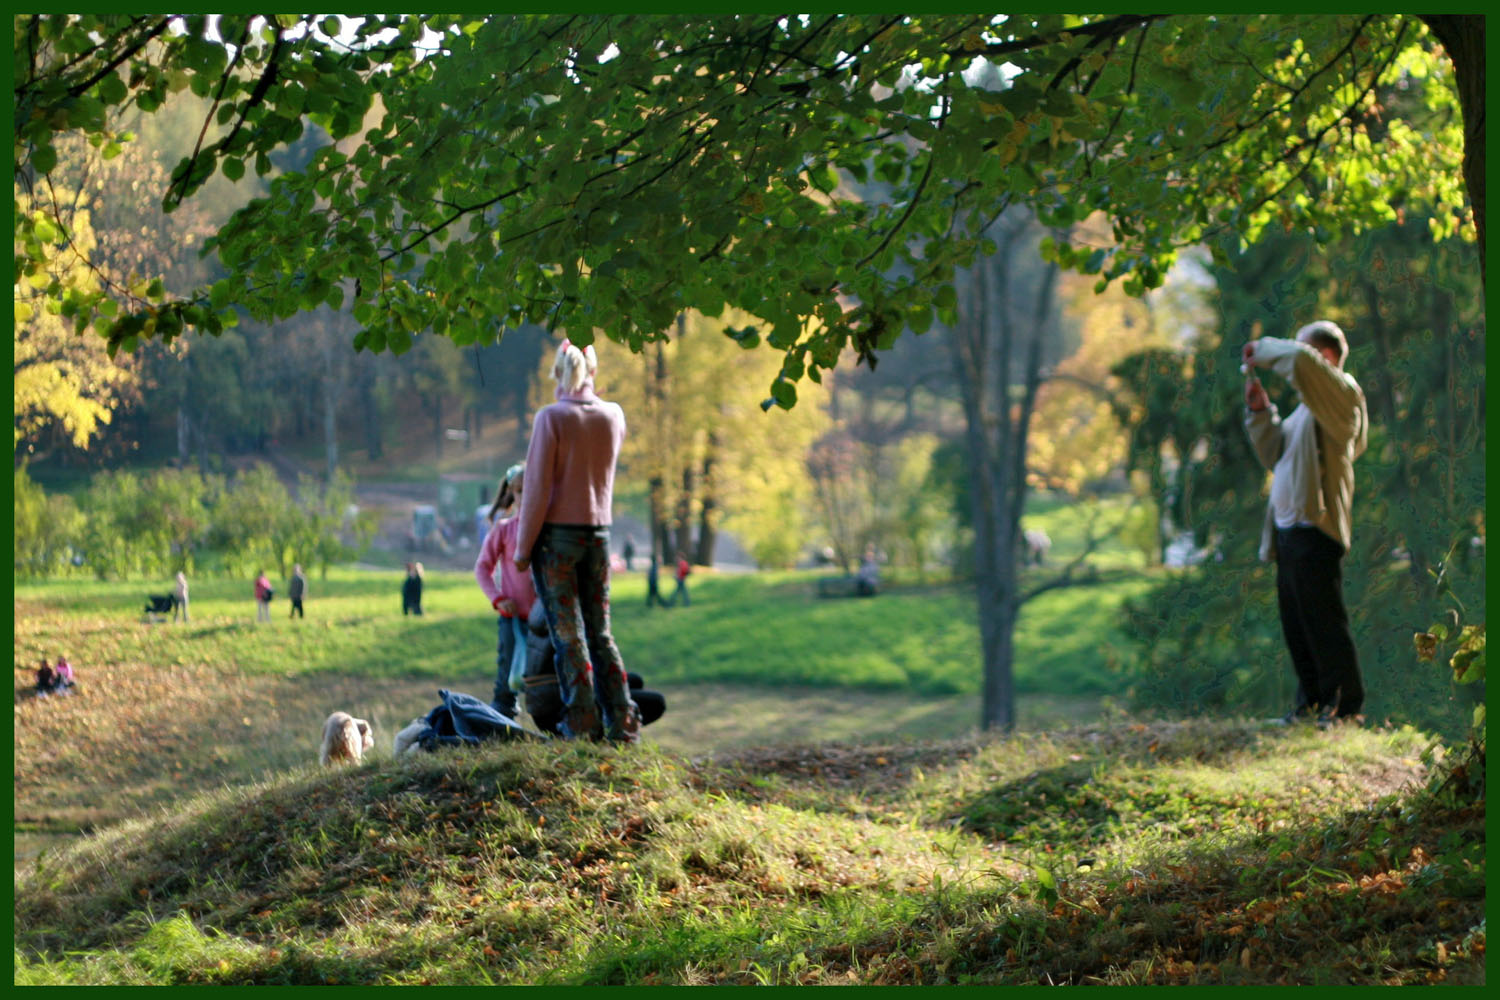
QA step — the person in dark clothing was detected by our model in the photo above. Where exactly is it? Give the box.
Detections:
[288,564,307,619]
[35,659,57,697]
[623,535,636,571]
[645,552,665,608]
[520,603,665,735]
[402,562,425,615]
[1243,322,1368,728]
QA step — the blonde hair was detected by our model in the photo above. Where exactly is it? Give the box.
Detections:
[552,339,598,394]
[488,462,525,521]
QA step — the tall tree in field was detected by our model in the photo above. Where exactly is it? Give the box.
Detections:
[946,209,1067,731]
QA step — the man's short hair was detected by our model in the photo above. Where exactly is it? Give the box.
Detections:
[1295,320,1348,367]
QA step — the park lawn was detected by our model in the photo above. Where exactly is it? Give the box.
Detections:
[12,567,1134,843]
[13,566,1148,700]
[609,569,1152,697]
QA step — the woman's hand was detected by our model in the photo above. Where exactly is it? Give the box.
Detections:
[494,597,517,616]
[514,556,530,573]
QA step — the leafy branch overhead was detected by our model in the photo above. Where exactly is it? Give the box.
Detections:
[14,14,1477,401]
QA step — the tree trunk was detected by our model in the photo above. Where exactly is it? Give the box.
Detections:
[361,377,383,460]
[514,384,529,449]
[432,394,444,460]
[674,463,695,561]
[176,406,191,465]
[323,378,339,481]
[646,339,671,561]
[952,250,1017,732]
[948,212,1061,732]
[1420,15,1485,283]
[695,435,719,566]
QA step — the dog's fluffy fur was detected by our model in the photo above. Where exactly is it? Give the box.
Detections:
[320,711,373,766]
[393,718,427,756]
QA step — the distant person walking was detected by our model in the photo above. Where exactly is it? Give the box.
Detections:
[402,562,424,615]
[623,535,636,571]
[1243,320,1368,728]
[288,563,307,619]
[253,570,273,623]
[172,571,190,623]
[645,552,665,608]
[514,339,639,743]
[476,463,537,718]
[668,552,692,607]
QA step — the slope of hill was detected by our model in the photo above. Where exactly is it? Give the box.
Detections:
[14,720,1484,985]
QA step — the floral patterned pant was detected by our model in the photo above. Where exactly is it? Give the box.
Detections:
[530,524,640,742]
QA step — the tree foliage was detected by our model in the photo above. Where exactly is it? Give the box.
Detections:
[14,463,372,581]
[13,15,1478,397]
[14,180,140,454]
[577,309,828,568]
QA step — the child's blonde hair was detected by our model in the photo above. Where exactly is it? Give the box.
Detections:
[553,338,597,394]
[488,462,525,521]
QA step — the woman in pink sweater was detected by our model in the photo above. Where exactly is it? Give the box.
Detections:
[513,340,639,743]
[475,462,537,719]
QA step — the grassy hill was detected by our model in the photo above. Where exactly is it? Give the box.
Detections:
[13,721,1484,985]
[13,571,1485,984]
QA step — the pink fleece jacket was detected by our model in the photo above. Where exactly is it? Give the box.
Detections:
[475,516,537,618]
[515,382,626,561]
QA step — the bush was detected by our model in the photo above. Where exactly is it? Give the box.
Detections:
[14,464,85,578]
[16,462,370,581]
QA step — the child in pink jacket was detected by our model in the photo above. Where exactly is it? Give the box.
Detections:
[475,463,537,718]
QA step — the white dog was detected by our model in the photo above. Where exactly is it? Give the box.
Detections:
[320,711,374,766]
[393,718,427,756]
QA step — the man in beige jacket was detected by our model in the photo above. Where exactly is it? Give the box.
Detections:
[1243,321,1368,727]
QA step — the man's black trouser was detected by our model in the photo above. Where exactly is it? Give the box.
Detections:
[1275,525,1364,717]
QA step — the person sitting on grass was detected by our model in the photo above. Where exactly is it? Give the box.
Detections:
[34,658,56,698]
[52,655,76,693]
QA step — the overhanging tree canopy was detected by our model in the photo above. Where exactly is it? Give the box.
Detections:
[14,14,1478,395]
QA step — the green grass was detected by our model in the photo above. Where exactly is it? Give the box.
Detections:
[13,720,1483,985]
[14,566,1146,700]
[14,572,1484,985]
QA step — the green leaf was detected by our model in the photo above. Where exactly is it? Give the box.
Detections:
[97,73,128,106]
[771,379,798,410]
[222,157,245,181]
[32,145,57,175]
[1032,865,1058,901]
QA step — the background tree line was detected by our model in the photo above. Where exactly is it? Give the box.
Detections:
[14,461,374,582]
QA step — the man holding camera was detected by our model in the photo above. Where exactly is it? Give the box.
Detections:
[1243,320,1369,728]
